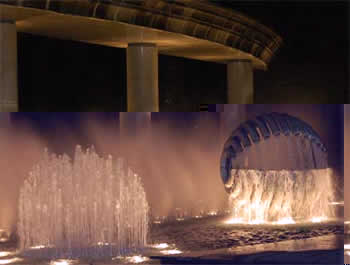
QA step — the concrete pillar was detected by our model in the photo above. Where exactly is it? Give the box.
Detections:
[227,60,253,104]
[0,21,18,112]
[127,43,158,112]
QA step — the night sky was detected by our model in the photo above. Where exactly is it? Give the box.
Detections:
[215,1,349,103]
[17,1,349,111]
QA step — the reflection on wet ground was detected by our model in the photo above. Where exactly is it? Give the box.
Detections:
[151,235,343,264]
[150,215,343,251]
[0,215,343,264]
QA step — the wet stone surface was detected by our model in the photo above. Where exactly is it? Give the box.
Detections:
[150,215,343,252]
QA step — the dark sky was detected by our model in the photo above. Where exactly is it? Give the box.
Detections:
[215,1,349,103]
[17,1,349,110]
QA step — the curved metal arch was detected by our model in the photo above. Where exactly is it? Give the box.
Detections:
[220,113,327,191]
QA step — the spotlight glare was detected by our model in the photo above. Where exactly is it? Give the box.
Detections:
[329,201,343,205]
[310,217,327,223]
[0,258,23,264]
[160,249,182,255]
[0,252,13,258]
[224,218,244,224]
[30,245,46,249]
[153,243,169,249]
[224,217,296,225]
[125,255,149,263]
[50,260,77,265]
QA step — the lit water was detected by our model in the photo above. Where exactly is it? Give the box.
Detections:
[226,131,335,224]
[228,168,335,224]
[17,146,149,259]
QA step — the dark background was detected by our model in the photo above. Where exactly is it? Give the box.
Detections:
[215,1,349,104]
[17,1,349,111]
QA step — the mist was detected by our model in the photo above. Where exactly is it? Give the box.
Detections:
[0,113,228,236]
[81,114,228,218]
[0,108,342,236]
[0,120,45,233]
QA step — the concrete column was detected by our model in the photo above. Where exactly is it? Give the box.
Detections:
[227,60,253,104]
[0,21,18,112]
[127,43,158,112]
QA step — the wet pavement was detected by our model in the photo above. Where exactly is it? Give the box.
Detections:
[0,215,343,264]
[150,215,343,251]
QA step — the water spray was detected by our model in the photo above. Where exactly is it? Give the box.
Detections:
[220,113,335,224]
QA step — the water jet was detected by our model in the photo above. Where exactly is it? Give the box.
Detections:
[17,146,149,259]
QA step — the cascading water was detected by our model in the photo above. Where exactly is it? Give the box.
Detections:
[221,113,336,224]
[17,146,149,259]
[227,168,334,224]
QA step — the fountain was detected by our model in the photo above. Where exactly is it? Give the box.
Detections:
[17,146,149,259]
[220,113,335,224]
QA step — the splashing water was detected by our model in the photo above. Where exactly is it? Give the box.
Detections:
[18,146,149,259]
[222,115,335,225]
[226,168,335,224]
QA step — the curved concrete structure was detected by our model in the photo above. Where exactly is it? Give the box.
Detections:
[0,0,283,109]
[220,113,327,193]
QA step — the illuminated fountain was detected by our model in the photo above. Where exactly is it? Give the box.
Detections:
[220,113,335,225]
[17,146,149,259]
